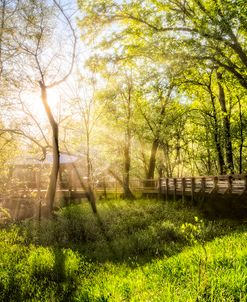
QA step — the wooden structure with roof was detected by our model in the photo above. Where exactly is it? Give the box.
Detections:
[9,152,81,191]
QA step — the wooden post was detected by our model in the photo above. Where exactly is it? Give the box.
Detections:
[244,175,247,192]
[71,169,77,192]
[115,180,118,199]
[103,176,107,199]
[201,177,206,201]
[181,177,185,202]
[191,177,195,204]
[213,176,218,192]
[158,177,162,199]
[227,175,233,194]
[165,178,169,201]
[173,178,176,201]
[68,167,72,202]
[201,177,206,191]
[35,168,41,199]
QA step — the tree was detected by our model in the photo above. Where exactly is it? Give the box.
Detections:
[134,66,178,179]
[63,70,109,212]
[216,70,234,173]
[103,69,136,199]
[78,0,247,175]
[0,0,20,84]
[15,0,76,213]
[78,0,247,90]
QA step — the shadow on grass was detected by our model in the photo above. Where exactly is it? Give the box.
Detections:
[10,198,245,267]
[0,199,244,269]
[1,198,246,302]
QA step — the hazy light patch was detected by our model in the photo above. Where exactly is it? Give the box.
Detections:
[18,87,61,124]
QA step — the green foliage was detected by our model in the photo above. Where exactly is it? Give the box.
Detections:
[0,237,89,301]
[0,199,246,301]
[0,207,11,223]
[76,0,247,176]
[181,216,205,244]
[20,199,193,260]
[76,231,247,302]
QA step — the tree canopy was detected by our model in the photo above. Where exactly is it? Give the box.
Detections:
[0,0,246,213]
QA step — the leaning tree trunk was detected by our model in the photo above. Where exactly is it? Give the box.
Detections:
[40,81,60,213]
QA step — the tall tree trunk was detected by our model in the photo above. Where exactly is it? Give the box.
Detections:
[86,131,97,213]
[40,82,59,213]
[163,142,173,177]
[0,0,6,77]
[123,135,135,199]
[140,142,148,177]
[237,96,244,174]
[214,130,226,175]
[146,138,159,179]
[205,122,212,175]
[217,72,234,174]
[122,85,135,200]
[209,88,226,174]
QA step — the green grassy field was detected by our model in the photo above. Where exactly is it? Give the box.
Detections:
[0,199,246,301]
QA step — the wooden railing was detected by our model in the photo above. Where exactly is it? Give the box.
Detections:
[89,174,247,201]
[159,174,247,202]
[2,174,247,201]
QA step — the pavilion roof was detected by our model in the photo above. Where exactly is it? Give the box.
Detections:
[10,152,79,166]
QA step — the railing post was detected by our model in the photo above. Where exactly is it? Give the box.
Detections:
[165,178,169,201]
[158,177,162,199]
[201,177,206,200]
[191,177,195,204]
[173,178,176,201]
[115,180,118,198]
[201,177,206,192]
[103,176,107,199]
[244,175,247,192]
[227,175,233,194]
[213,176,218,192]
[72,169,77,192]
[181,177,185,202]
[36,169,41,199]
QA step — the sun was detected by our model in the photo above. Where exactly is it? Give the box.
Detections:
[47,87,61,115]
[22,87,61,122]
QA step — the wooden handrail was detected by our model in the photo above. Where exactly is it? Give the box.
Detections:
[4,174,247,200]
[157,174,247,199]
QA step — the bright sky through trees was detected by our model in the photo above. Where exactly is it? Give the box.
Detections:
[0,3,247,300]
[0,0,246,212]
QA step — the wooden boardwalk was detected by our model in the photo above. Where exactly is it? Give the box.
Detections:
[159,174,247,201]
[95,174,247,199]
[95,175,247,217]
[1,174,247,199]
[2,174,247,198]
[1,174,247,219]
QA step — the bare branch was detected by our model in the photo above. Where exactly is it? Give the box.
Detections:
[0,128,50,159]
[46,0,77,88]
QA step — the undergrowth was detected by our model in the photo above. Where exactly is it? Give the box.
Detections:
[0,199,246,301]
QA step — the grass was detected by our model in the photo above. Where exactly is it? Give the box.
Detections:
[0,198,246,301]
